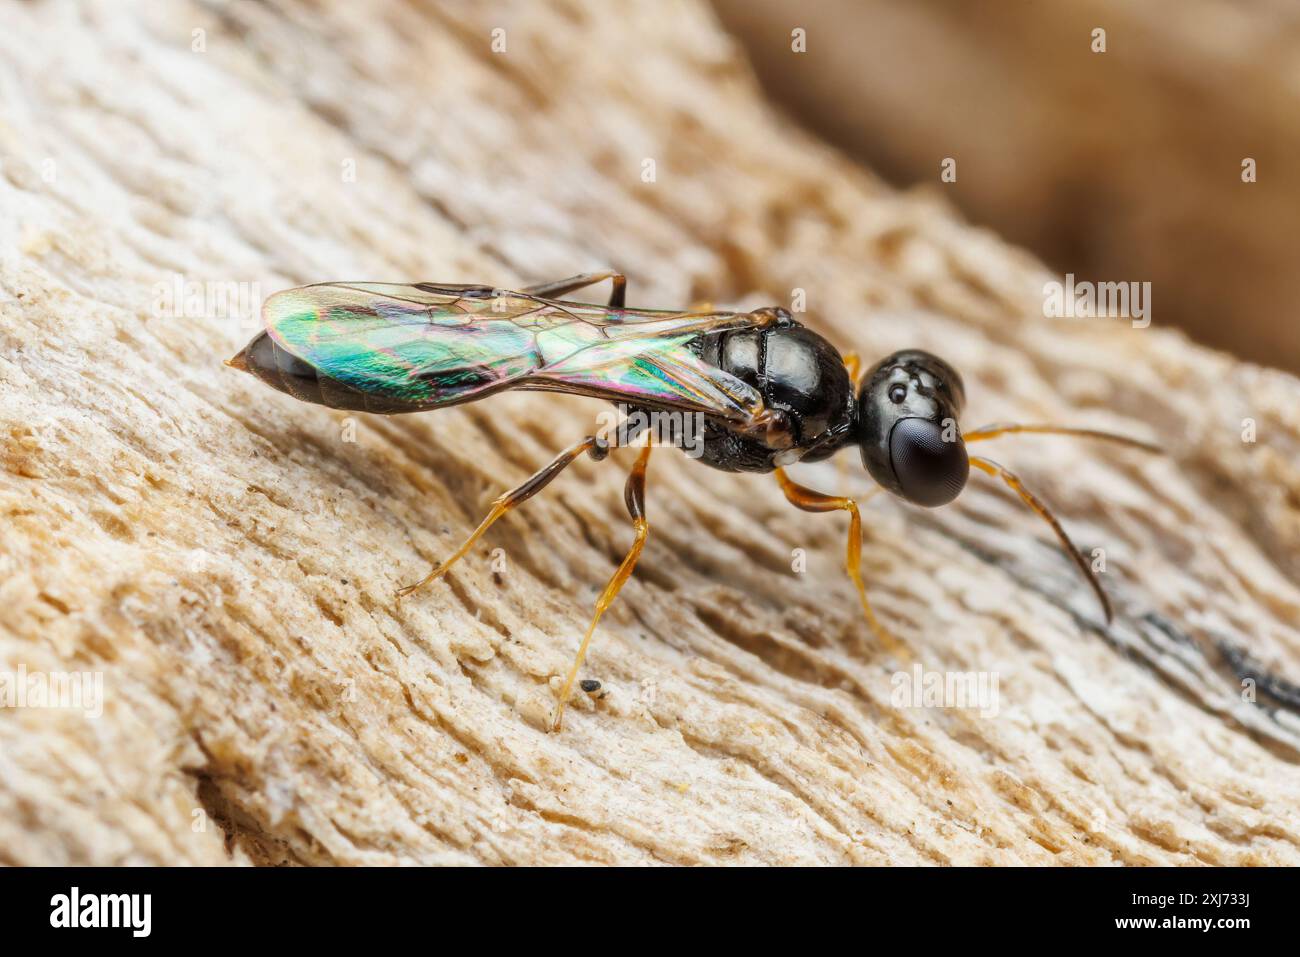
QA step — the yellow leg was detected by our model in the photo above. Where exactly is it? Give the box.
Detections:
[835,352,866,495]
[843,350,865,389]
[397,434,606,598]
[552,443,653,731]
[773,469,904,657]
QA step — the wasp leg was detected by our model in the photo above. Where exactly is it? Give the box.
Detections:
[521,271,627,309]
[836,349,865,494]
[397,433,615,599]
[968,455,1113,624]
[843,350,864,389]
[963,422,1161,453]
[773,470,903,657]
[552,443,652,732]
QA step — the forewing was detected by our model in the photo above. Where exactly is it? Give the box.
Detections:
[264,283,537,406]
[264,282,768,420]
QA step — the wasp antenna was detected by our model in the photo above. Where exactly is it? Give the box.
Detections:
[963,423,1162,454]
[969,455,1114,625]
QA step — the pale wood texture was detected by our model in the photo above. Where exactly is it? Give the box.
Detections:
[2,0,1298,865]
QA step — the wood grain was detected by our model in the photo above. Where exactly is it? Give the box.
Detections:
[1,0,1298,865]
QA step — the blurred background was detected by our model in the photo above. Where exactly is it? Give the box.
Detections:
[713,0,1300,372]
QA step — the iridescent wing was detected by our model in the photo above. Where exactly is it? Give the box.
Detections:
[262,282,770,423]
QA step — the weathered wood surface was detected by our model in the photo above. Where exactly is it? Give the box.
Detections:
[1,0,1298,865]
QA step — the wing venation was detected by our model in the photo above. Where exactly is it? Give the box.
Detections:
[263,282,768,421]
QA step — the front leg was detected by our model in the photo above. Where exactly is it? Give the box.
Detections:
[843,350,865,389]
[774,469,904,658]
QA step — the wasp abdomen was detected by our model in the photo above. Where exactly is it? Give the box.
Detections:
[230,332,417,415]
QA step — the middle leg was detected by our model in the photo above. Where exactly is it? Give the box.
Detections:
[552,442,653,731]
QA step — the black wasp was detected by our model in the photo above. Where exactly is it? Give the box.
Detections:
[228,271,1159,730]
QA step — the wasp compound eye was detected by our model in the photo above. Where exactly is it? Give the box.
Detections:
[889,417,969,507]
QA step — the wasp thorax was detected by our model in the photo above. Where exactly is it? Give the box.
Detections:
[857,349,969,507]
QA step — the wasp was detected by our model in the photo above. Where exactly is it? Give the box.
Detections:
[227,272,1159,730]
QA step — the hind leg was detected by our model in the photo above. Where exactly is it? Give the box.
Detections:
[522,271,626,309]
[397,433,614,598]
